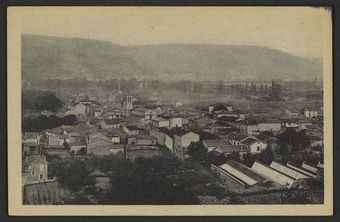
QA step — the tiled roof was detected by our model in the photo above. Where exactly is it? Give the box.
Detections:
[125,125,140,130]
[215,144,249,153]
[203,139,232,148]
[232,134,249,142]
[25,132,40,139]
[240,137,258,146]
[23,154,47,169]
[103,119,121,125]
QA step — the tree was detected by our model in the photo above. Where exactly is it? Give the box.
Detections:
[229,151,240,162]
[256,147,274,165]
[56,158,94,192]
[277,128,310,155]
[242,153,255,167]
[187,142,207,161]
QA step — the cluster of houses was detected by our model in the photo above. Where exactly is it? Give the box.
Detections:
[22,96,323,190]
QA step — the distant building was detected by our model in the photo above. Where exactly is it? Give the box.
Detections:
[228,133,267,154]
[23,132,41,154]
[169,117,183,128]
[70,138,87,155]
[100,119,121,129]
[304,110,318,118]
[151,117,170,128]
[150,128,174,152]
[132,107,158,120]
[127,134,157,146]
[175,101,183,107]
[123,125,140,136]
[66,103,90,116]
[241,137,267,154]
[100,129,126,144]
[239,120,282,135]
[123,95,133,110]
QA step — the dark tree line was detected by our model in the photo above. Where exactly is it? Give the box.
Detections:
[22,90,63,112]
[22,114,77,132]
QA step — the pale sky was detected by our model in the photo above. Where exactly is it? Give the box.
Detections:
[20,7,330,58]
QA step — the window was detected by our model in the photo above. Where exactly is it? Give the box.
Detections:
[257,147,260,151]
[39,174,44,180]
[31,170,35,176]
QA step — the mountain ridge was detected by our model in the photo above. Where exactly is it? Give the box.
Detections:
[22,34,322,81]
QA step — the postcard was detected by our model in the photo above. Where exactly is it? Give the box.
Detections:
[7,6,332,216]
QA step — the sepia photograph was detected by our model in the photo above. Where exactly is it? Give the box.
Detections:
[7,6,332,215]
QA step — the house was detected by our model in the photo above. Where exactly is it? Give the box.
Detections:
[173,129,200,159]
[270,161,310,179]
[132,107,158,120]
[229,133,249,145]
[151,117,170,128]
[23,132,41,144]
[304,110,318,118]
[251,161,295,188]
[58,134,71,146]
[123,125,140,135]
[22,154,48,185]
[23,132,41,153]
[100,119,121,129]
[203,139,249,159]
[169,117,183,128]
[240,137,267,154]
[87,133,114,156]
[93,107,104,118]
[66,103,90,116]
[106,110,123,119]
[100,129,125,144]
[70,138,87,155]
[128,134,157,146]
[44,128,71,146]
[150,128,174,151]
[256,134,279,153]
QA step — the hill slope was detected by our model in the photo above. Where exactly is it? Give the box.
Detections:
[22,34,322,81]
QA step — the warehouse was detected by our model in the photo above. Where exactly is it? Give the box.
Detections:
[286,162,318,179]
[213,161,260,187]
[252,161,295,188]
[270,161,310,179]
